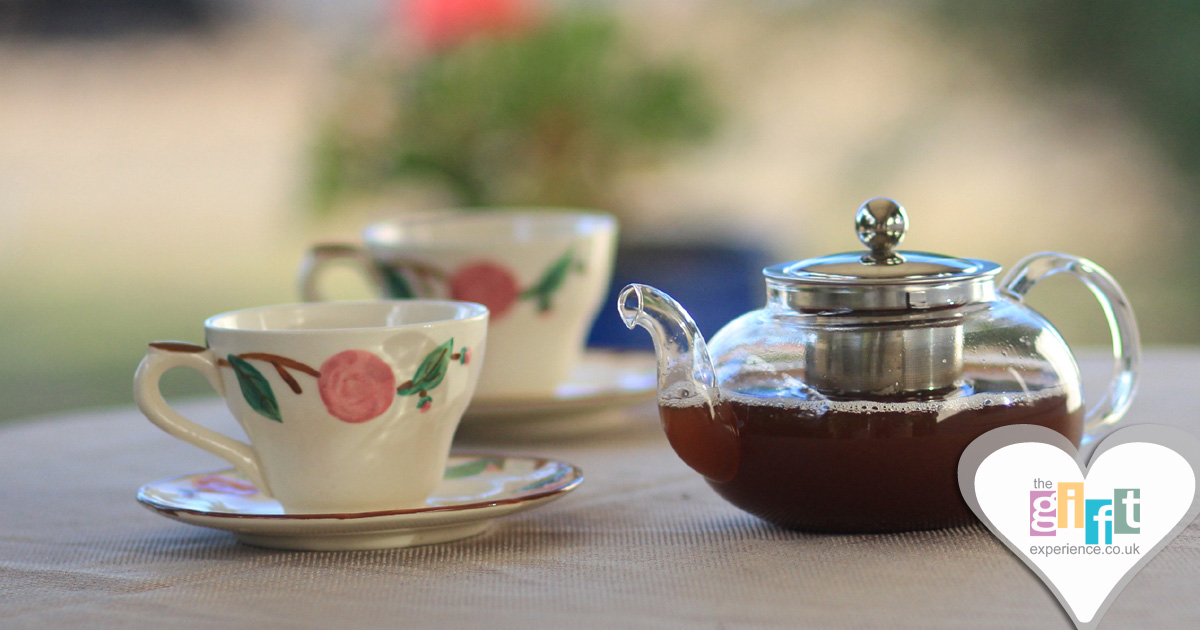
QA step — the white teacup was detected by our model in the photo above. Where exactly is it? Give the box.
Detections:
[299,209,617,398]
[133,300,488,513]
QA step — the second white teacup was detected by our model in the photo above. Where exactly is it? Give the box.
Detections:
[134,300,488,513]
[299,209,617,398]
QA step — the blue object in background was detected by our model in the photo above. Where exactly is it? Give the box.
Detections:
[587,241,771,350]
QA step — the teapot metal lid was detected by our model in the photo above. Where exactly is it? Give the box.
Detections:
[763,198,1001,311]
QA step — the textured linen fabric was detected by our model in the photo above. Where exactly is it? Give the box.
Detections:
[1,351,1198,629]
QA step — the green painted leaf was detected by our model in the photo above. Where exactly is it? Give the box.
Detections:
[397,339,453,395]
[520,247,575,303]
[378,264,416,299]
[444,457,504,479]
[227,355,281,422]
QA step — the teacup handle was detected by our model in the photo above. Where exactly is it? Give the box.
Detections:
[297,243,379,302]
[1000,252,1141,442]
[133,342,269,491]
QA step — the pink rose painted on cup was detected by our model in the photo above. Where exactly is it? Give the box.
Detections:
[318,350,397,423]
[450,261,520,319]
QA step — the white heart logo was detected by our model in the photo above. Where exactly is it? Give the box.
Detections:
[959,424,1200,629]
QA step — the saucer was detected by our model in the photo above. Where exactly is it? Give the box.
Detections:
[462,350,656,424]
[137,454,583,551]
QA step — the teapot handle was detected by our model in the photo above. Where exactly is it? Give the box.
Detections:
[1000,253,1140,443]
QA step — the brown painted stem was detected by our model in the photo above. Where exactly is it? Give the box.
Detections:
[236,353,320,378]
[270,363,302,394]
[217,353,320,395]
[392,258,449,283]
[388,258,449,296]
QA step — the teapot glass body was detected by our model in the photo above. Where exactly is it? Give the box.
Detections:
[620,199,1139,533]
[691,287,1084,531]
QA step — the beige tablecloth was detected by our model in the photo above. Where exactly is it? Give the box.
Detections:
[2,351,1199,629]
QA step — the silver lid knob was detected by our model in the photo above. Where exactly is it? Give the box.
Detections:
[856,197,907,265]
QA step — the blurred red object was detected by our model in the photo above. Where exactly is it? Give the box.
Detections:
[398,0,536,49]
[449,261,520,319]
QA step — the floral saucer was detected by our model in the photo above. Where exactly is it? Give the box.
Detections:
[462,350,656,424]
[137,454,582,551]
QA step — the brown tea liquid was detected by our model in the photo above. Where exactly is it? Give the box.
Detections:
[658,382,1082,533]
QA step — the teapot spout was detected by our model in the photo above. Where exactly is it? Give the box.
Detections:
[618,284,717,398]
[618,284,739,482]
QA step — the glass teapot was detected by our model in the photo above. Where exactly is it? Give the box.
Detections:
[618,198,1139,533]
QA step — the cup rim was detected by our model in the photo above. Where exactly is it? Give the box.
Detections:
[362,208,616,246]
[204,299,489,334]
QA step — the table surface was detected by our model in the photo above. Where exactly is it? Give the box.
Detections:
[2,350,1198,629]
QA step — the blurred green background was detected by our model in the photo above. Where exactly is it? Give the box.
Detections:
[2,0,1198,423]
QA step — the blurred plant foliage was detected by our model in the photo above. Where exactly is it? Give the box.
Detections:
[309,7,718,214]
